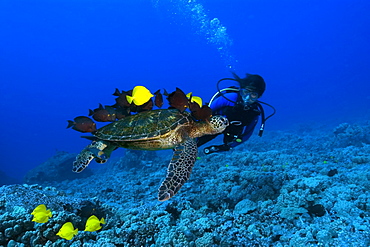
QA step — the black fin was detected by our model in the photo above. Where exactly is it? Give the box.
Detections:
[81,136,98,141]
[113,88,121,96]
[66,120,74,129]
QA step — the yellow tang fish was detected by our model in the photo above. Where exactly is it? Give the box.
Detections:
[56,222,78,240]
[186,92,202,107]
[31,204,52,223]
[126,86,154,106]
[84,215,106,232]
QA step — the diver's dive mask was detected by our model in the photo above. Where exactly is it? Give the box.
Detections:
[240,88,259,105]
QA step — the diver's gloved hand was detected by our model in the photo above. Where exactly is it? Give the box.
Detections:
[203,144,230,154]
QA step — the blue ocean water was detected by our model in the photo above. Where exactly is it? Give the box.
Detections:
[0,0,369,182]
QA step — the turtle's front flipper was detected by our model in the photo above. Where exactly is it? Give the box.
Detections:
[158,138,197,201]
[73,141,109,173]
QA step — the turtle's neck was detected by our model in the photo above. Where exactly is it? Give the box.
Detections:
[188,121,216,139]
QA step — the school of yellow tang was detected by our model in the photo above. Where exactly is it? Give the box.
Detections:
[31,204,105,241]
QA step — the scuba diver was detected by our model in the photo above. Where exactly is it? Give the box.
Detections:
[197,72,276,154]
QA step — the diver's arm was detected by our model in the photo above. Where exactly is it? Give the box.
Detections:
[197,133,218,147]
[228,116,259,148]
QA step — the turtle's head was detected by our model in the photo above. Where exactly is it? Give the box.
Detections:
[208,115,229,134]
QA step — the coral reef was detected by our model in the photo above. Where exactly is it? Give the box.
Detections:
[333,122,370,147]
[1,121,370,246]
[24,151,93,184]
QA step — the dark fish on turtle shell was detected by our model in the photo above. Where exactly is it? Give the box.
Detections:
[113,88,131,108]
[154,89,163,108]
[67,116,97,133]
[89,104,116,122]
[190,103,213,121]
[165,88,189,112]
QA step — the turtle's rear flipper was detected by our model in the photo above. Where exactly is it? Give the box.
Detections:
[73,141,108,173]
[158,138,197,201]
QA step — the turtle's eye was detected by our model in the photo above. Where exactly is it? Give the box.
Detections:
[218,116,228,127]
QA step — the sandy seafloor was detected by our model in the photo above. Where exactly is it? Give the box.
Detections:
[1,120,370,247]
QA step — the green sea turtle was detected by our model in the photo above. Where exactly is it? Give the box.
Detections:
[73,109,229,201]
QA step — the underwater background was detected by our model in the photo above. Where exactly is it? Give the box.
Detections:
[0,0,369,181]
[1,0,370,246]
